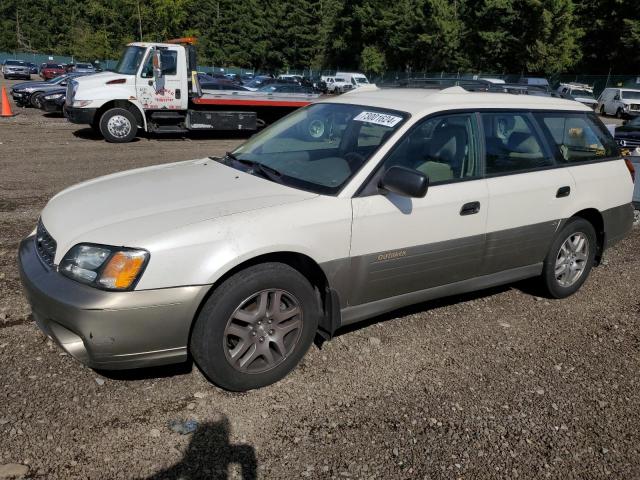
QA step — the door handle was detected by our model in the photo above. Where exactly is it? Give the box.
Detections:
[460,201,481,216]
[556,186,571,198]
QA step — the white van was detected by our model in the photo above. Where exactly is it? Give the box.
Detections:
[20,86,635,391]
[598,87,640,118]
[336,71,374,89]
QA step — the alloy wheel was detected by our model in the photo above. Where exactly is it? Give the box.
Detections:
[223,289,303,374]
[555,232,589,287]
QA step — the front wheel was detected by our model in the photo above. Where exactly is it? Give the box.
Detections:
[616,108,624,119]
[99,107,138,143]
[540,218,597,299]
[30,92,44,108]
[190,263,320,391]
[600,105,606,116]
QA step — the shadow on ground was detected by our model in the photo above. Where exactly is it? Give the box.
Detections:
[145,417,257,480]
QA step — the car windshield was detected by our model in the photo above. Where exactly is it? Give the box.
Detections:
[5,60,25,66]
[335,78,345,82]
[627,117,640,126]
[355,77,369,84]
[572,89,594,98]
[113,46,146,75]
[45,64,62,69]
[225,103,407,194]
[621,90,640,100]
[76,63,92,69]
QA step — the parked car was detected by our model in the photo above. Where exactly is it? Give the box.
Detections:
[11,73,86,108]
[2,59,31,79]
[18,86,634,391]
[336,71,374,89]
[39,88,66,113]
[322,76,353,94]
[277,74,303,83]
[199,77,251,91]
[258,83,314,94]
[40,63,66,80]
[614,116,640,224]
[511,76,551,90]
[557,83,598,110]
[72,63,96,74]
[598,88,640,119]
[27,63,38,75]
[243,76,282,91]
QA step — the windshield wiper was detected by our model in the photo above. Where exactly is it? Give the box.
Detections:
[223,152,284,183]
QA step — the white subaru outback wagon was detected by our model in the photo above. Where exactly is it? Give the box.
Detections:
[19,87,635,391]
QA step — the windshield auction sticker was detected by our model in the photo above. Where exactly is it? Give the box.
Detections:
[354,111,402,127]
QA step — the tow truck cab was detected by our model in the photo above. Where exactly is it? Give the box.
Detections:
[64,39,316,143]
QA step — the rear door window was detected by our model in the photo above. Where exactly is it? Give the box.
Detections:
[535,113,619,162]
[481,112,554,175]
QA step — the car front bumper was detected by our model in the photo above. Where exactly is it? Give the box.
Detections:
[63,105,98,125]
[18,236,209,370]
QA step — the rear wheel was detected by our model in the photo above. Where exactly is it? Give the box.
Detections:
[190,263,319,391]
[540,217,597,299]
[99,107,138,143]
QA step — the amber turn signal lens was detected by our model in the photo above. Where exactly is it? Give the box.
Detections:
[99,251,147,290]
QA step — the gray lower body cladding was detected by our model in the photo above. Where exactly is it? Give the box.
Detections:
[18,236,209,369]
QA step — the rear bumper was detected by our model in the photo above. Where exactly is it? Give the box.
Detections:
[64,105,97,125]
[603,203,635,249]
[18,236,209,370]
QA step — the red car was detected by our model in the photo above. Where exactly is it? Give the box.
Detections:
[40,63,66,80]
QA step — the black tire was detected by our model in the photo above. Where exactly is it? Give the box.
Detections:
[616,108,624,119]
[99,107,138,143]
[29,92,43,108]
[599,105,606,116]
[190,262,320,391]
[540,217,597,299]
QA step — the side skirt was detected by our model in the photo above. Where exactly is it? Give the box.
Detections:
[339,263,543,327]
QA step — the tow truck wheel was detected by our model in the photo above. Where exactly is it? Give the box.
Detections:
[99,108,138,143]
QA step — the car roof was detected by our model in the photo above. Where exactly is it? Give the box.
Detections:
[326,86,591,116]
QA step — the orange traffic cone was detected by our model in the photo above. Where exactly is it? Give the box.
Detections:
[1,86,16,117]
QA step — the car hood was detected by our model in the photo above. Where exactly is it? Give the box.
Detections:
[12,80,57,91]
[40,159,317,257]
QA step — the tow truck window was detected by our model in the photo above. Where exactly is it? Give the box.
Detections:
[114,46,146,75]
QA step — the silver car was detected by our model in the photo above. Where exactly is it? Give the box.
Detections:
[2,59,31,80]
[72,63,96,74]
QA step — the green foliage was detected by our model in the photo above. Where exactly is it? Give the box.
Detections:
[0,0,638,74]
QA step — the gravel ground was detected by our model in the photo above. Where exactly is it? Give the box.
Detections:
[1,77,639,479]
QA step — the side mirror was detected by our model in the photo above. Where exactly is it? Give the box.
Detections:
[379,166,429,198]
[152,49,163,80]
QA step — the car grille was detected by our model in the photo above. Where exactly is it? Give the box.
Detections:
[631,104,640,111]
[35,220,57,268]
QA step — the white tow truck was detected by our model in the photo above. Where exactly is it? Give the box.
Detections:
[64,38,319,142]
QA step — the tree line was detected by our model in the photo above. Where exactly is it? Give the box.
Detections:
[1,0,639,75]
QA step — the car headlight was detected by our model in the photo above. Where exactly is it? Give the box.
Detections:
[623,104,630,111]
[59,244,149,291]
[72,100,92,107]
[44,93,64,100]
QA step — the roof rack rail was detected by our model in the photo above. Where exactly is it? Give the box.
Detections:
[380,77,563,98]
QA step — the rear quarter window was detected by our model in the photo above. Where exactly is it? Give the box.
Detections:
[535,112,619,163]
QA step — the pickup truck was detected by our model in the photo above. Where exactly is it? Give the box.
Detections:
[64,38,319,142]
